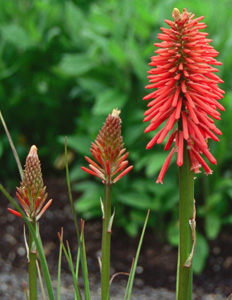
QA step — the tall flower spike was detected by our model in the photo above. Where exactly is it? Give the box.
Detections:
[144,8,225,183]
[81,109,133,185]
[8,145,52,220]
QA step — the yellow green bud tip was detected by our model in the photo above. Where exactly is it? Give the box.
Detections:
[111,108,121,118]
[172,8,181,21]
[28,145,38,157]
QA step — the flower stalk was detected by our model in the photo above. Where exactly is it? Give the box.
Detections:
[101,184,112,300]
[176,141,194,300]
[28,217,37,300]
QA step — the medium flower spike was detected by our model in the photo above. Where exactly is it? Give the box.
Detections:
[81,109,133,185]
[8,145,52,220]
[144,8,224,183]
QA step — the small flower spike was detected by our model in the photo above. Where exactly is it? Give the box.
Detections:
[81,109,133,185]
[144,8,224,183]
[8,145,52,220]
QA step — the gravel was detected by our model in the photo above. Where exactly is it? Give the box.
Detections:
[0,262,226,300]
[0,179,230,300]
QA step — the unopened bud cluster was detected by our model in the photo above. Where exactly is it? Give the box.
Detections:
[81,109,133,184]
[8,145,52,220]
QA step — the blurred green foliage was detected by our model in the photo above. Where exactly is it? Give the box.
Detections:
[1,0,232,272]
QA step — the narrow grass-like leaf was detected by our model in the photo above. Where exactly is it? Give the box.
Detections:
[58,231,83,300]
[124,210,150,300]
[66,240,82,299]
[23,225,30,261]
[74,246,81,300]
[0,110,23,180]
[110,272,130,286]
[0,185,55,300]
[65,137,91,300]
[75,245,81,278]
[57,228,63,300]
[36,260,47,300]
[23,282,29,300]
[227,293,232,300]
[80,220,91,299]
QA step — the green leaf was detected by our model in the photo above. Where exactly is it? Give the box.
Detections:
[78,77,107,95]
[73,181,100,193]
[73,181,102,218]
[145,152,171,178]
[64,2,85,37]
[118,193,158,210]
[193,233,209,275]
[55,54,95,77]
[70,164,89,181]
[75,195,100,213]
[108,40,127,67]
[1,24,35,50]
[88,8,113,35]
[125,221,139,238]
[93,89,127,116]
[205,193,222,210]
[124,124,144,146]
[126,39,148,80]
[205,213,221,240]
[223,215,232,225]
[58,135,91,155]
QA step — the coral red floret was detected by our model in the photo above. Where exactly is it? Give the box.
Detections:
[144,8,224,182]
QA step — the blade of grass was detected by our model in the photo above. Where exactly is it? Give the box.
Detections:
[0,185,55,300]
[124,209,150,300]
[65,137,91,300]
[23,282,29,300]
[66,240,83,300]
[58,232,83,300]
[75,243,81,279]
[110,272,130,286]
[36,260,47,300]
[80,219,91,298]
[0,110,23,180]
[57,228,63,300]
[74,246,81,300]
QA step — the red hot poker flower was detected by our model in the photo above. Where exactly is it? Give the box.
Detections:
[143,8,225,183]
[8,145,52,220]
[81,109,133,185]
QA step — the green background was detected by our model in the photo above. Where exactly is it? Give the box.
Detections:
[0,0,232,272]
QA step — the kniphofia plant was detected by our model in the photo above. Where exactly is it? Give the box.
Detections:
[8,145,52,300]
[143,8,224,300]
[82,109,133,300]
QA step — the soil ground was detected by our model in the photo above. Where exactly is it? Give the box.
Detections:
[0,177,231,299]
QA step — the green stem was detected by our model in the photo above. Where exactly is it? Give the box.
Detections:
[176,141,194,300]
[101,184,112,300]
[29,218,37,300]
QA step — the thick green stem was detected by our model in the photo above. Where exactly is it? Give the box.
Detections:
[29,218,37,300]
[176,141,194,300]
[101,184,112,300]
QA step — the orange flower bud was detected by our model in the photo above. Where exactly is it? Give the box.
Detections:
[81,109,133,185]
[9,145,52,220]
